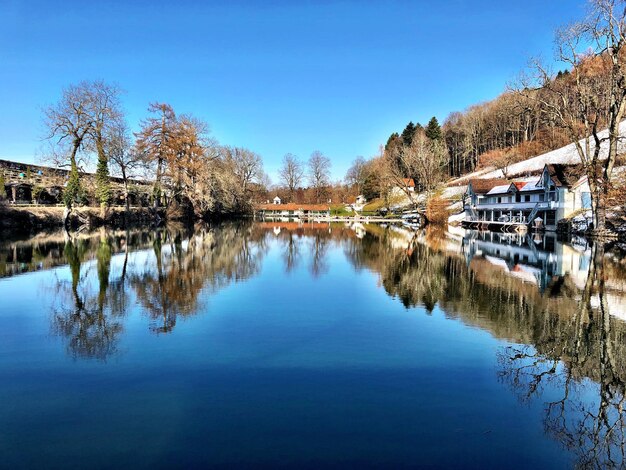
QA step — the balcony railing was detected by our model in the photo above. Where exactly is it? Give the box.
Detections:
[465,201,556,211]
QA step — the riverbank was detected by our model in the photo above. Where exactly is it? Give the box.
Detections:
[256,216,408,223]
[0,205,161,234]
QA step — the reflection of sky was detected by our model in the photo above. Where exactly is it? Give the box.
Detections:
[0,229,610,468]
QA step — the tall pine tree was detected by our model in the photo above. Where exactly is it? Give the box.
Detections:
[401,121,416,146]
[385,132,400,151]
[425,116,442,141]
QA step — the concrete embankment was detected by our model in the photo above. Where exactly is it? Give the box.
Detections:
[0,205,160,234]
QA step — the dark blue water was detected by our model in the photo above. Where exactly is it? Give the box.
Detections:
[0,223,624,468]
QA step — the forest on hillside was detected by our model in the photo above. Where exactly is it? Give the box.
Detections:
[352,0,626,232]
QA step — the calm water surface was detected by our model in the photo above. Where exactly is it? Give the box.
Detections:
[1,221,625,469]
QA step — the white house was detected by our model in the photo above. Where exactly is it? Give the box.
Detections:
[389,178,416,199]
[463,164,590,231]
[273,196,281,205]
[255,203,330,219]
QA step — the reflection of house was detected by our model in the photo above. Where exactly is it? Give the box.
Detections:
[463,164,590,231]
[462,230,590,291]
[350,222,366,238]
[255,203,330,219]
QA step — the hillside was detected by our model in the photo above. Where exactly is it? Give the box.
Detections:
[447,120,626,185]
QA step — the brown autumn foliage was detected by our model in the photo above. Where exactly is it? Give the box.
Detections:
[426,196,450,226]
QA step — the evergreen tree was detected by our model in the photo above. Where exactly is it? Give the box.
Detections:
[25,166,32,180]
[64,159,81,208]
[385,132,400,151]
[0,172,5,199]
[95,153,111,209]
[401,121,416,146]
[425,116,442,141]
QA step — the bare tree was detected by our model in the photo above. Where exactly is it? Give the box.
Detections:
[482,148,521,178]
[384,129,448,214]
[108,122,143,212]
[43,82,96,226]
[223,146,264,197]
[307,150,331,203]
[345,156,368,195]
[86,81,124,216]
[278,153,304,201]
[517,0,626,233]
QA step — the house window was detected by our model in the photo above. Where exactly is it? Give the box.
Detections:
[497,197,502,203]
[524,195,530,202]
[581,192,591,209]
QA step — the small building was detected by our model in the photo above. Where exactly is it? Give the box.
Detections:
[463,164,590,231]
[389,178,416,199]
[403,178,416,192]
[273,196,282,205]
[255,203,330,219]
[355,195,367,205]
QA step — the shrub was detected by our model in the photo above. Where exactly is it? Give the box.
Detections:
[426,196,451,226]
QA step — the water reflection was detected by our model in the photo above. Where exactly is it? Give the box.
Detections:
[497,242,626,469]
[130,223,268,334]
[258,221,355,277]
[357,226,626,469]
[2,221,626,466]
[50,230,127,360]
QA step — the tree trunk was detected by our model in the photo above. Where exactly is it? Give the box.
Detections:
[153,158,162,210]
[124,181,130,213]
[63,206,71,230]
[589,177,607,234]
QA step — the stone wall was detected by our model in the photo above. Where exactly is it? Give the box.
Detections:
[0,158,153,205]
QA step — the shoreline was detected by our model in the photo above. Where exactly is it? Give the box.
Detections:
[0,205,161,234]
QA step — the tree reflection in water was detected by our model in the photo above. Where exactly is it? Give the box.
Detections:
[345,225,626,468]
[51,230,125,360]
[46,222,270,357]
[18,221,626,466]
[129,222,268,334]
[497,242,626,469]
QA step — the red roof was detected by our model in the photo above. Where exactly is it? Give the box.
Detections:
[403,178,415,187]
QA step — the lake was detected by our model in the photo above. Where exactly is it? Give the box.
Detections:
[0,221,625,469]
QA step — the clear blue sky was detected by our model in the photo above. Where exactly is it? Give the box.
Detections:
[0,0,582,182]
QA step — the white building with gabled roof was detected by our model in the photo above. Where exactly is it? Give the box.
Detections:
[463,164,590,231]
